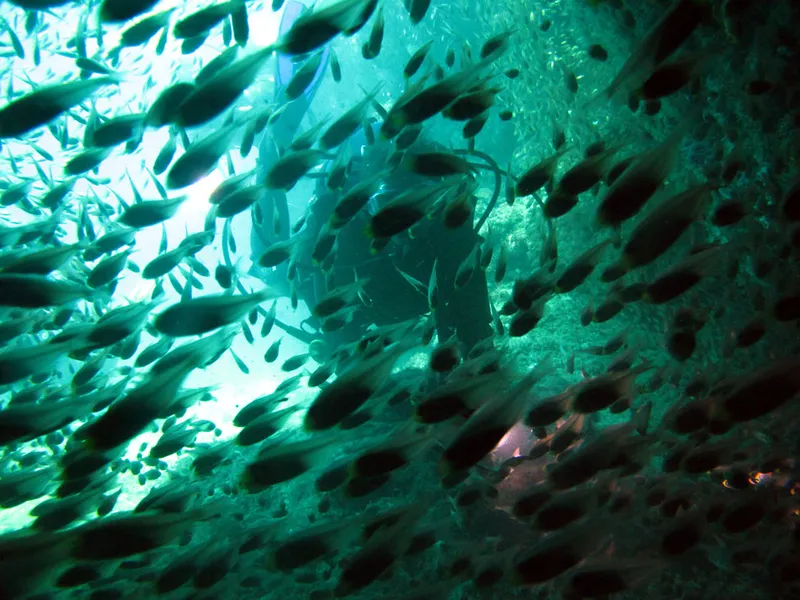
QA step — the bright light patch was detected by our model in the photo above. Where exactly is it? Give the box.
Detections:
[250,5,285,48]
[492,424,532,463]
[0,0,312,534]
[184,170,223,218]
[498,429,514,449]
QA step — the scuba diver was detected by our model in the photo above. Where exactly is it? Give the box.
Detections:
[248,0,498,357]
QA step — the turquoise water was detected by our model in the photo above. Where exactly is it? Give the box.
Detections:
[0,0,799,598]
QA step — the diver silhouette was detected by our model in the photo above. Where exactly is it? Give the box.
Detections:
[248,0,495,358]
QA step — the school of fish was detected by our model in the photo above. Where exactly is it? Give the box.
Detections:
[0,0,800,599]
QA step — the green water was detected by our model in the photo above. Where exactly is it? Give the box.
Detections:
[0,0,798,599]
